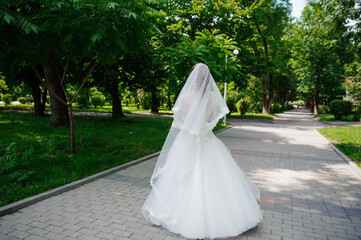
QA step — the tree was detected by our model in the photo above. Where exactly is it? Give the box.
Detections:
[345,58,361,104]
[1,0,160,153]
[242,0,291,114]
[289,0,354,114]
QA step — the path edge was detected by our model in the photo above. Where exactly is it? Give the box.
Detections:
[0,126,232,217]
[314,129,361,178]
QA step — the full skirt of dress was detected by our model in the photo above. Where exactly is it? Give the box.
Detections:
[142,131,263,239]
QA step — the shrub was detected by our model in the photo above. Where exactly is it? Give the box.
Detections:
[352,113,360,121]
[138,90,152,110]
[226,99,236,113]
[271,104,280,113]
[236,97,251,115]
[286,104,294,110]
[329,100,352,120]
[91,95,105,108]
[248,102,262,113]
[318,105,329,114]
[18,97,27,104]
[279,104,285,112]
[1,94,12,105]
[25,96,33,103]
[76,94,89,108]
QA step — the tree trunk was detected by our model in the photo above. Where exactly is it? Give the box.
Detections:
[314,77,320,114]
[109,80,124,119]
[40,88,47,114]
[256,23,274,115]
[21,67,45,116]
[151,85,158,114]
[43,54,69,126]
[28,74,44,117]
[261,73,270,114]
[69,105,75,153]
[167,91,172,110]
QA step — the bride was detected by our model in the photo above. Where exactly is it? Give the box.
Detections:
[142,63,263,239]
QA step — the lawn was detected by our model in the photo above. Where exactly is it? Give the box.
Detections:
[0,103,173,115]
[318,126,361,168]
[229,112,274,119]
[315,113,360,122]
[0,111,226,207]
[1,103,276,118]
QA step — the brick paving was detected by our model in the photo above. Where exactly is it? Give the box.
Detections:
[1,108,361,239]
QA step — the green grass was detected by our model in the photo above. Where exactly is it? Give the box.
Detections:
[315,113,360,122]
[0,103,36,110]
[229,112,274,119]
[318,126,361,168]
[0,103,173,115]
[122,105,174,115]
[0,111,226,206]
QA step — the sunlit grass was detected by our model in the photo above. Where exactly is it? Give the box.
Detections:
[318,126,361,168]
[229,112,274,119]
[315,113,360,122]
[0,102,174,115]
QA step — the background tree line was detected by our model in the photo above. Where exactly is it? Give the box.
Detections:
[1,0,360,121]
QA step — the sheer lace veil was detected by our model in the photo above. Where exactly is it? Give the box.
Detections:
[150,63,229,188]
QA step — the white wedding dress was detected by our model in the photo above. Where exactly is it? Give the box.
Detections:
[142,64,263,239]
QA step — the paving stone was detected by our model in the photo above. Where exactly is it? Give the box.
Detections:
[78,227,98,236]
[77,234,101,240]
[61,229,82,238]
[111,229,132,238]
[129,233,149,240]
[0,226,15,235]
[27,227,48,237]
[8,230,28,239]
[95,231,117,240]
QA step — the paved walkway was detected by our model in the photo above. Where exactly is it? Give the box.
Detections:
[1,109,361,240]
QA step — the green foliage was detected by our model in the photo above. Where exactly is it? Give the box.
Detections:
[0,75,8,94]
[1,93,12,105]
[286,104,294,110]
[226,99,236,113]
[329,100,353,120]
[289,0,354,106]
[0,143,35,185]
[236,97,251,115]
[137,89,152,110]
[18,97,27,104]
[318,105,329,114]
[345,76,361,104]
[351,113,360,121]
[248,102,263,113]
[91,95,105,108]
[271,104,281,113]
[76,94,90,109]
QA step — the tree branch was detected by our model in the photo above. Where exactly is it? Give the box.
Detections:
[30,61,68,106]
[70,60,98,104]
[56,57,70,102]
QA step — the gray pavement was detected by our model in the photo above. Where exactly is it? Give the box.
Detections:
[1,109,361,240]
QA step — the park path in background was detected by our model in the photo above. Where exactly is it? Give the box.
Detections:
[1,109,361,240]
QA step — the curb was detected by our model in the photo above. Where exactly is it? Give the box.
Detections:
[0,125,231,217]
[314,129,361,178]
